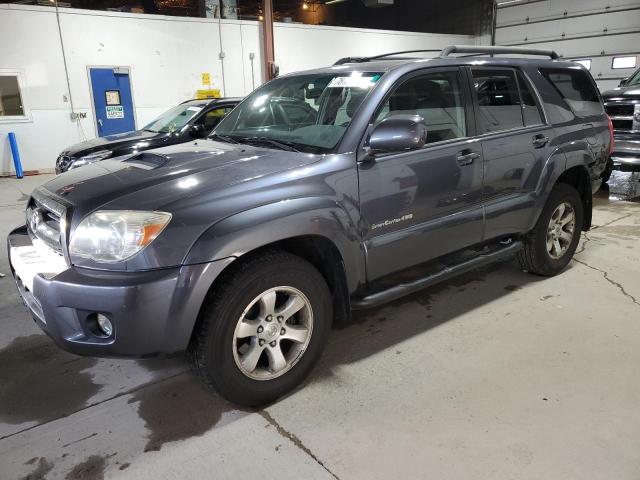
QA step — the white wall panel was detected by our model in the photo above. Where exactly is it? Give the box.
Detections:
[496,0,638,26]
[496,10,640,45]
[0,4,475,173]
[274,23,475,75]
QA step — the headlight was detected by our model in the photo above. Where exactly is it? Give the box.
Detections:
[68,150,112,170]
[69,210,172,263]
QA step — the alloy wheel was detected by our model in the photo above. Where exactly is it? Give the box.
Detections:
[232,286,313,381]
[546,202,575,259]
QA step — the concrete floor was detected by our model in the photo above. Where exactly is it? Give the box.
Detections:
[1,172,639,480]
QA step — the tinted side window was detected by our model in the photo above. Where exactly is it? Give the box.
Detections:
[540,68,603,118]
[374,70,467,144]
[516,71,543,126]
[196,107,235,130]
[472,69,523,133]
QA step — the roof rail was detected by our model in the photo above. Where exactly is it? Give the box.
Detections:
[439,45,559,59]
[333,49,441,65]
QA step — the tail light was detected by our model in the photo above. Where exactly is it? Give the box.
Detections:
[607,115,615,155]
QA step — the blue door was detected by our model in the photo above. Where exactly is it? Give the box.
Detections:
[89,67,136,136]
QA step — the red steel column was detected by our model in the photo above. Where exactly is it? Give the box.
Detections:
[263,0,275,81]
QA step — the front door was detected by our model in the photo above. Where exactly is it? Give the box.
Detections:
[89,67,136,137]
[358,68,484,281]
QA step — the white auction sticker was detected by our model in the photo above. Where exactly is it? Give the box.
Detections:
[328,74,379,89]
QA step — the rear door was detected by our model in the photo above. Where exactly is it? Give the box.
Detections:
[469,67,555,240]
[358,67,484,281]
[89,67,136,137]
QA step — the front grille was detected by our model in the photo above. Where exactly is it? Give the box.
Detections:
[612,119,634,131]
[27,190,66,253]
[605,103,634,117]
[605,102,638,133]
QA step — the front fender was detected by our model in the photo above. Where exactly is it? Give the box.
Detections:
[183,197,365,293]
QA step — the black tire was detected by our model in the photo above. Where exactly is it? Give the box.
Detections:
[190,251,332,407]
[518,183,583,276]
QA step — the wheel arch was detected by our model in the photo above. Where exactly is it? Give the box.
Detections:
[555,165,592,231]
[184,198,364,331]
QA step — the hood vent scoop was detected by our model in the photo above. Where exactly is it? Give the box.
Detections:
[123,152,169,170]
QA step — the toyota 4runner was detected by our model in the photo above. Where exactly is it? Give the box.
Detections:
[8,45,612,406]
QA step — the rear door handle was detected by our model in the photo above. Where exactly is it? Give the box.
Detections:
[456,150,480,166]
[532,134,549,148]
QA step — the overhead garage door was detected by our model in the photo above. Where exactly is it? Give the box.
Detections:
[494,0,640,92]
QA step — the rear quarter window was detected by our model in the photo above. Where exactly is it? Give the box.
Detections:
[539,68,603,118]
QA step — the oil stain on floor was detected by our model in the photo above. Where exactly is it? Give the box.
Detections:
[65,453,114,480]
[20,457,53,480]
[0,334,99,426]
[128,373,243,452]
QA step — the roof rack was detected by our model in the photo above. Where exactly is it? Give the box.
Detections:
[439,45,559,59]
[333,49,441,65]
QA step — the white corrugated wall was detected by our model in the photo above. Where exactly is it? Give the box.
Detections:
[494,0,640,92]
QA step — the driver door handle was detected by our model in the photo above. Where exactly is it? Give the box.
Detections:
[456,150,480,166]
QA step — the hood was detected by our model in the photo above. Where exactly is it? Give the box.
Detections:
[601,85,640,100]
[62,130,165,157]
[42,139,321,226]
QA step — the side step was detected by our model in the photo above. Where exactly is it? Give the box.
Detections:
[351,240,523,310]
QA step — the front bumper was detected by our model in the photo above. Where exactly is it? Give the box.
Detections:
[8,226,234,357]
[611,137,640,171]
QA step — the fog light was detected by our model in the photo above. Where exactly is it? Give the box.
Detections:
[96,314,113,337]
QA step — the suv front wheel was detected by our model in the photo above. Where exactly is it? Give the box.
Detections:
[191,251,332,406]
[518,183,583,276]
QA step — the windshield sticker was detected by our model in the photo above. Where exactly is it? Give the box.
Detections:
[186,107,203,113]
[328,75,379,89]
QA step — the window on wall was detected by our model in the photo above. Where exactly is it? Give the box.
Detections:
[612,56,637,70]
[574,59,592,71]
[0,75,25,119]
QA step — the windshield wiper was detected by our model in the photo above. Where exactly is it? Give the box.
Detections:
[210,133,240,144]
[237,136,301,152]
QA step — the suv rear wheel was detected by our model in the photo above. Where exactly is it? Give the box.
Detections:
[191,251,332,406]
[518,183,583,276]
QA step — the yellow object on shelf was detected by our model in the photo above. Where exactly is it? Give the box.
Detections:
[195,89,221,100]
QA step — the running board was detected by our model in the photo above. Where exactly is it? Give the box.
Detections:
[351,240,523,310]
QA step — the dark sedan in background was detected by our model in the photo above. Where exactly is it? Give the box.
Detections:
[55,97,241,173]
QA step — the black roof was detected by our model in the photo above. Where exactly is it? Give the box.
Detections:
[181,97,243,108]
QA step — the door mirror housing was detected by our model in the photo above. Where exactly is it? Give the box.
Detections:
[619,77,629,87]
[367,114,427,155]
[189,124,206,138]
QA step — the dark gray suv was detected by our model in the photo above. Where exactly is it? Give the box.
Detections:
[8,46,612,406]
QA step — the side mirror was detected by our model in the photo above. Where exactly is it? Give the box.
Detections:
[619,78,629,87]
[189,124,206,138]
[367,114,427,155]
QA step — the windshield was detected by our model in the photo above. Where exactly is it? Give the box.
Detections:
[144,104,203,133]
[213,71,383,153]
[627,68,640,86]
